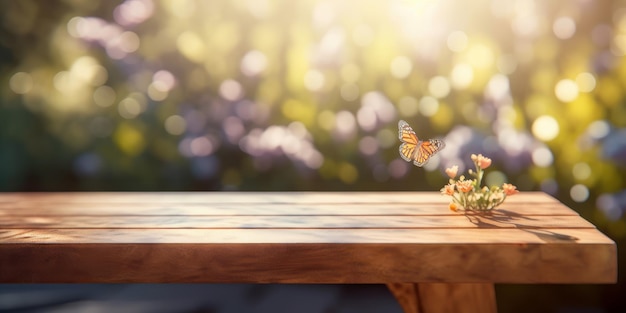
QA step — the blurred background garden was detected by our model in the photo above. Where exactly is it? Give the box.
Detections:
[0,0,625,312]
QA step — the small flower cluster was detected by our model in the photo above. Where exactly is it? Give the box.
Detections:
[441,154,518,212]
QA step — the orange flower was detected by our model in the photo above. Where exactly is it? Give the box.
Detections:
[449,203,458,212]
[456,179,474,193]
[502,183,519,196]
[440,183,455,195]
[445,165,458,178]
[471,154,492,169]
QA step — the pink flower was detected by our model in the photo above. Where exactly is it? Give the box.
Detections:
[502,183,519,196]
[445,165,458,178]
[456,179,474,193]
[440,183,455,196]
[471,154,492,169]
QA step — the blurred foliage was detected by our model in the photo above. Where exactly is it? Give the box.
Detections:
[1,0,626,311]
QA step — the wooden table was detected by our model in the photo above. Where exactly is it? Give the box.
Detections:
[0,192,617,313]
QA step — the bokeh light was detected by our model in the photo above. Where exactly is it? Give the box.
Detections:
[532,115,560,141]
[553,16,576,40]
[555,79,579,102]
[571,183,590,203]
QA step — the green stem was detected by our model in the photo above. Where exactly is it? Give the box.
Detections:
[476,167,483,187]
[451,193,462,204]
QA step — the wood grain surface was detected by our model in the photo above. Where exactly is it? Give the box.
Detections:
[0,192,617,285]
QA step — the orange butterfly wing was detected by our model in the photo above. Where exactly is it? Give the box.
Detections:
[397,120,445,167]
[414,139,446,167]
[398,120,419,162]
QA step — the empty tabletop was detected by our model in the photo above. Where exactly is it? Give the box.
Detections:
[0,192,617,284]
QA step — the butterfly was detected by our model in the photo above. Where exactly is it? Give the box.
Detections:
[398,120,446,167]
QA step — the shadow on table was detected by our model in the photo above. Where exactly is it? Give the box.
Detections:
[463,210,580,242]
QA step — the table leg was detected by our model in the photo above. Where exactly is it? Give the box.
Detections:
[387,283,421,313]
[387,283,497,313]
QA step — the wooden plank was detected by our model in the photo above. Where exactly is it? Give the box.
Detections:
[0,202,579,216]
[0,214,596,229]
[0,192,559,204]
[0,227,613,244]
[0,241,615,283]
